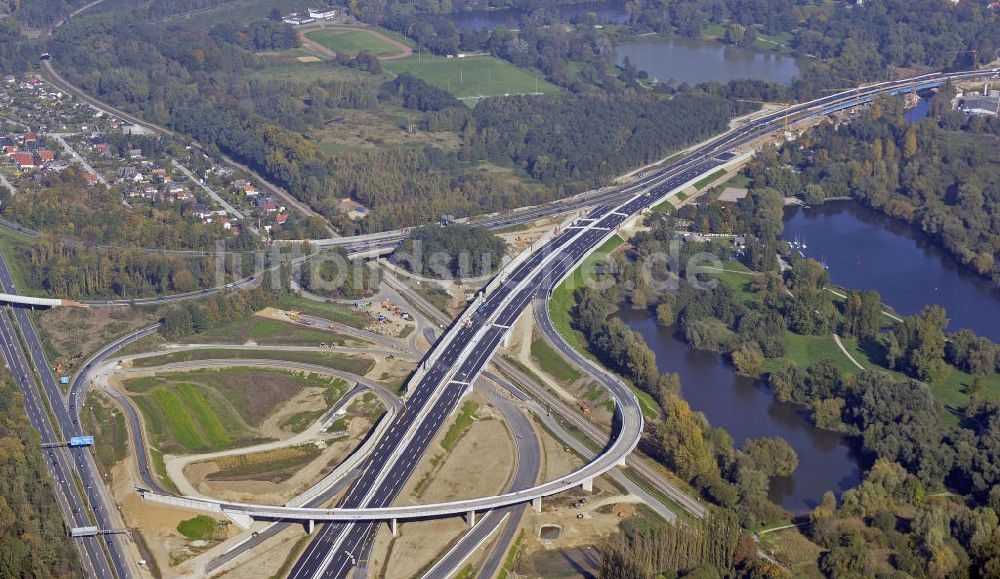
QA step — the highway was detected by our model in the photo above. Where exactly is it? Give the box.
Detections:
[281,69,994,578]
[419,376,541,579]
[0,252,132,579]
[4,65,991,579]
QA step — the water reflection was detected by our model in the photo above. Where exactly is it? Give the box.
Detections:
[784,201,1000,341]
[614,36,802,85]
[619,309,863,512]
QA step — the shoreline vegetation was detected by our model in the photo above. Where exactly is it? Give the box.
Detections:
[554,154,1000,575]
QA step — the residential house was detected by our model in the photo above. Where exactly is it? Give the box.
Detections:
[12,152,35,169]
[256,197,279,213]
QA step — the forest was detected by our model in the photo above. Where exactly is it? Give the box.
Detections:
[43,0,741,233]
[394,224,507,279]
[0,370,82,579]
[749,94,1000,283]
[569,190,1000,576]
[471,92,742,190]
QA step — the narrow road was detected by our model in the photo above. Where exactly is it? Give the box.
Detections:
[170,159,246,221]
[52,134,109,187]
[833,334,865,370]
[39,55,328,227]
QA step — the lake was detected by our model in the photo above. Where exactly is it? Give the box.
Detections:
[614,36,802,85]
[619,199,1000,512]
[619,309,864,513]
[784,200,1000,341]
[448,3,800,86]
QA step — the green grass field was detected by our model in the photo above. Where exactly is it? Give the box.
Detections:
[441,401,479,451]
[692,169,728,190]
[131,348,374,375]
[549,237,622,353]
[190,316,350,346]
[177,515,219,541]
[277,295,371,328]
[125,367,352,453]
[134,382,241,452]
[384,55,559,100]
[305,28,405,58]
[530,338,582,384]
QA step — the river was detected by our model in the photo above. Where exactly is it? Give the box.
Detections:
[784,200,1000,341]
[619,309,864,513]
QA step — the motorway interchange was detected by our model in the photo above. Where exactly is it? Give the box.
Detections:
[0,68,994,579]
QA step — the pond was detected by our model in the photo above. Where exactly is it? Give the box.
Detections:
[614,35,802,85]
[619,309,864,513]
[784,200,1000,341]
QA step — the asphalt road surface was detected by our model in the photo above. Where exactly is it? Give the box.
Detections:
[0,253,132,579]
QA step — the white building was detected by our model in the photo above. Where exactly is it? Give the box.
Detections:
[283,14,316,26]
[308,7,338,19]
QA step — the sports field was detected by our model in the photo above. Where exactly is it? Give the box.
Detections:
[305,28,407,58]
[384,55,559,100]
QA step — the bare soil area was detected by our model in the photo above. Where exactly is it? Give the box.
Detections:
[396,393,514,504]
[375,518,468,578]
[259,386,328,438]
[35,306,158,374]
[214,525,310,579]
[183,416,371,505]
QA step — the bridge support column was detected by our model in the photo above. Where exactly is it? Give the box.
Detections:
[581,477,593,493]
[390,518,398,537]
[532,497,542,513]
[617,456,627,468]
[305,519,314,535]
[466,510,476,527]
[503,330,512,349]
[225,513,253,530]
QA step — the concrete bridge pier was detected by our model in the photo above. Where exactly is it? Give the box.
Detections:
[390,518,398,537]
[617,456,627,467]
[227,513,253,530]
[532,497,542,513]
[581,477,593,493]
[466,510,476,527]
[305,519,314,535]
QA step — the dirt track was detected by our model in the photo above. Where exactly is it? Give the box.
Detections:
[298,24,414,61]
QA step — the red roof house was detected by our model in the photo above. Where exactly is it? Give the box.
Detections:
[12,153,35,169]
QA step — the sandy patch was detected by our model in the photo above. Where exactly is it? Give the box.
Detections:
[204,525,308,579]
[718,186,749,203]
[517,478,637,575]
[183,416,371,505]
[376,518,468,578]
[259,386,328,439]
[296,55,321,63]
